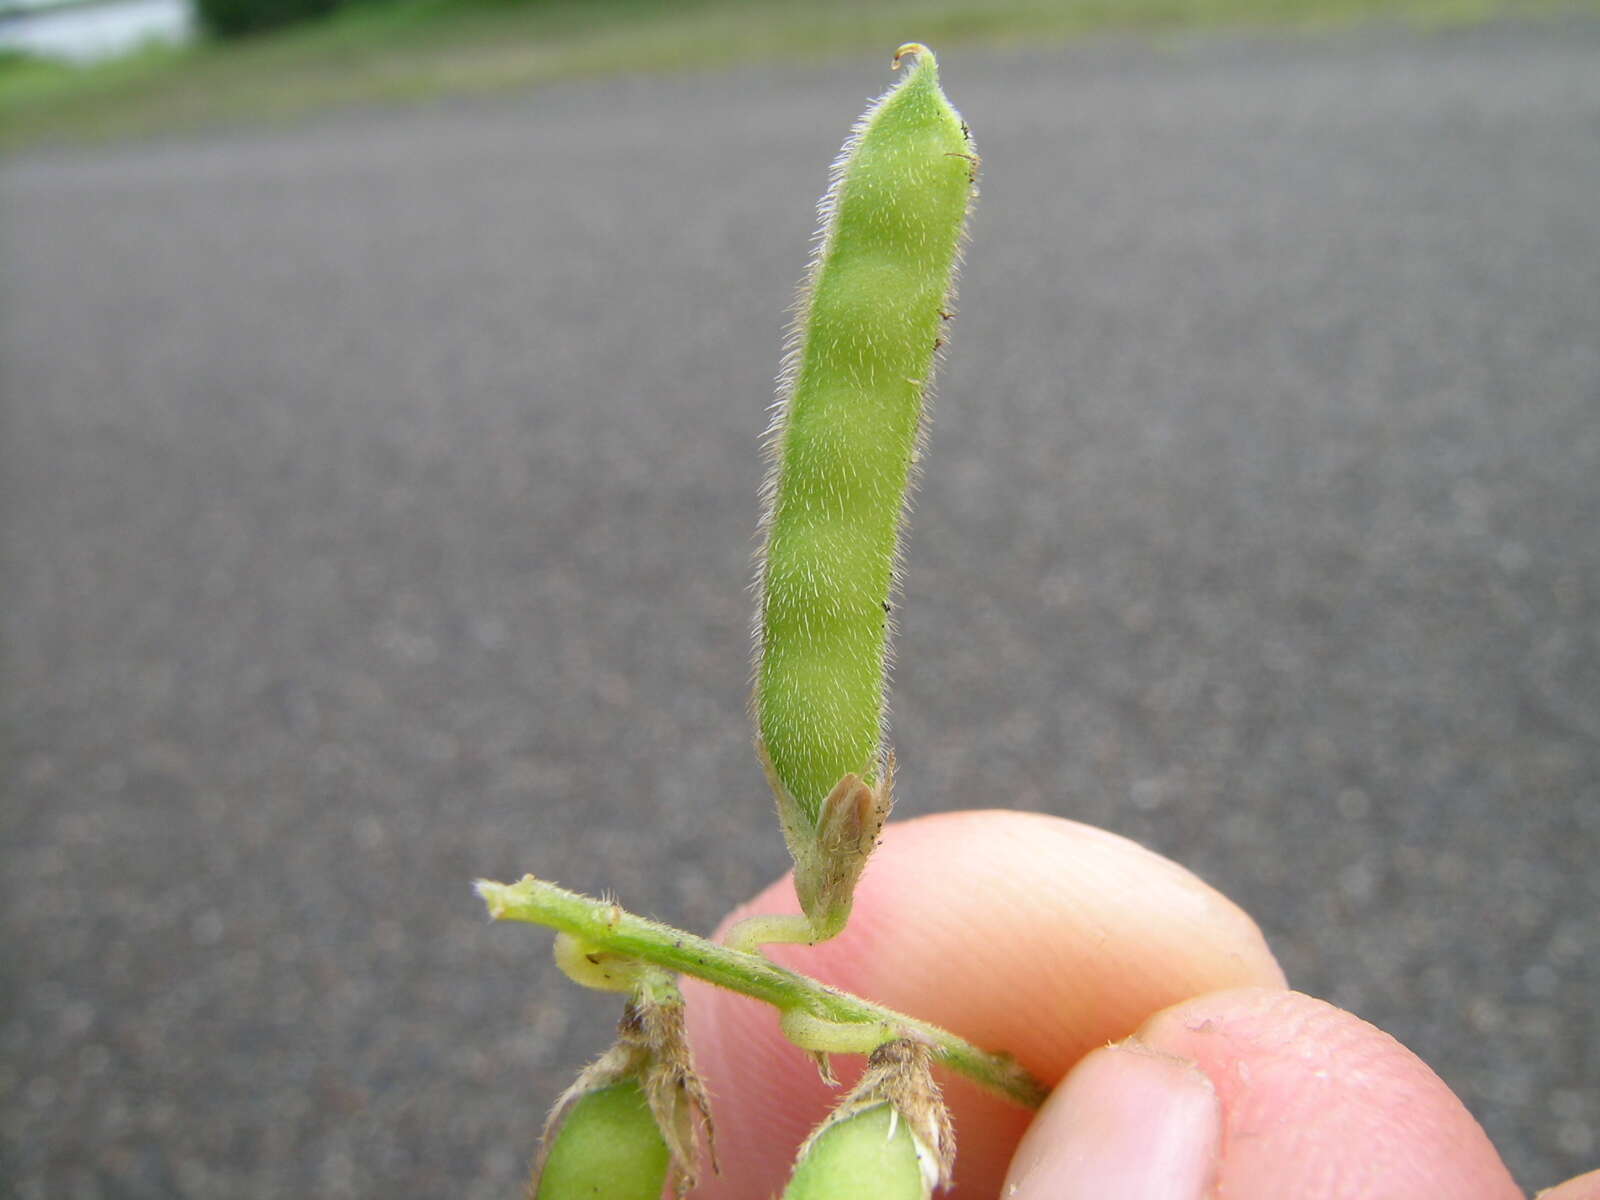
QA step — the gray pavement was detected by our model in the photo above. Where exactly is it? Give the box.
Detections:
[3,19,1598,1197]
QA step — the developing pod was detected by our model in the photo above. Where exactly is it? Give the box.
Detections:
[783,1102,929,1200]
[529,974,714,1199]
[754,43,977,939]
[533,1080,669,1200]
[783,1038,956,1199]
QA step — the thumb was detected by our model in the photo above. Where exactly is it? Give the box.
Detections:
[1538,1169,1600,1200]
[1005,988,1524,1199]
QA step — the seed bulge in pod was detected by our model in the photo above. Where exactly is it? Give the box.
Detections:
[532,1079,667,1200]
[782,1101,929,1200]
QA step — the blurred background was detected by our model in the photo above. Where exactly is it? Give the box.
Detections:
[3,1,1598,1196]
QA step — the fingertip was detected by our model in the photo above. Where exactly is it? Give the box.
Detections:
[1004,1039,1221,1200]
[1138,988,1523,1199]
[1538,1168,1600,1200]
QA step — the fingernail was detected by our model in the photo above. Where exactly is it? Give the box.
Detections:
[1003,1039,1220,1200]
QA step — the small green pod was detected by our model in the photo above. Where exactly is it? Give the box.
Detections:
[530,974,715,1198]
[782,1102,931,1200]
[753,43,976,939]
[782,1037,954,1199]
[756,42,974,822]
[532,1080,668,1200]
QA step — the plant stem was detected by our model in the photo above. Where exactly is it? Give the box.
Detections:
[476,876,1047,1110]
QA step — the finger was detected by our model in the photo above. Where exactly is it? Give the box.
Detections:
[1539,1168,1600,1200]
[1004,1040,1222,1200]
[681,809,1285,1198]
[1009,987,1521,1199]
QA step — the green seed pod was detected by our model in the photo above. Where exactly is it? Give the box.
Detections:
[783,1102,928,1200]
[532,1080,669,1200]
[529,971,715,1199]
[782,1039,955,1199]
[753,43,977,940]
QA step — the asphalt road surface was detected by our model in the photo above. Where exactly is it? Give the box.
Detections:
[3,19,1597,1198]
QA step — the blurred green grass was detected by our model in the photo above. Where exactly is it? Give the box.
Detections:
[3,0,1595,150]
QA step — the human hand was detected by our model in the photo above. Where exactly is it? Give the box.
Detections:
[682,810,1599,1199]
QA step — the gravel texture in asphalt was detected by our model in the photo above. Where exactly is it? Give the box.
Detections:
[2,19,1597,1198]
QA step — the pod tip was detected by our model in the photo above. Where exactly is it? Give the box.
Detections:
[892,42,932,71]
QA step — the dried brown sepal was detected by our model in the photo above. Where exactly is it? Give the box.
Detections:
[807,1046,838,1087]
[761,744,895,941]
[529,975,716,1198]
[795,1036,956,1193]
[636,994,719,1194]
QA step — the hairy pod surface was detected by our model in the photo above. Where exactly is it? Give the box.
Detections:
[783,1037,954,1199]
[782,1102,930,1200]
[530,976,714,1198]
[532,1080,668,1200]
[755,44,976,837]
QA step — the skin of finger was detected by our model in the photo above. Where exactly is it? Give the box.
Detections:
[1004,1040,1223,1200]
[681,809,1285,1198]
[1538,1168,1600,1200]
[1135,987,1523,1199]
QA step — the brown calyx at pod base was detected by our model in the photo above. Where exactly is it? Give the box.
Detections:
[763,743,896,942]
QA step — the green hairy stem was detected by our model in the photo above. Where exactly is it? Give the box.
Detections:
[477,875,1045,1111]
